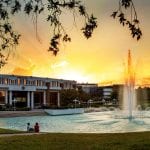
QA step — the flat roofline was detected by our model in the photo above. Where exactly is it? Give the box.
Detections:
[0,74,76,82]
[98,84,124,88]
[77,83,98,86]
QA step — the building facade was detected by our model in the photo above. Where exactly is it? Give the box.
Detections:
[76,83,98,95]
[98,85,124,106]
[0,74,76,109]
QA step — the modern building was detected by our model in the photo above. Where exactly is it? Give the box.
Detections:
[98,84,123,102]
[0,74,76,109]
[76,83,98,95]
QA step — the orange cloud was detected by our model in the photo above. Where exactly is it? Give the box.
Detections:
[11,65,35,76]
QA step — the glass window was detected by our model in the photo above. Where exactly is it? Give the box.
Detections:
[0,90,5,104]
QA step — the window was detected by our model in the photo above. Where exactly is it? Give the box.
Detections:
[0,90,5,104]
[18,78,20,85]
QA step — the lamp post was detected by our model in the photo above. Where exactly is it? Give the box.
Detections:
[73,99,79,108]
[13,98,17,111]
[88,99,93,108]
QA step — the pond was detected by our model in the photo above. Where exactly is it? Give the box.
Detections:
[0,111,150,133]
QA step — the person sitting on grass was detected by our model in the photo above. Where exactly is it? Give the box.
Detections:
[34,122,40,133]
[27,123,34,132]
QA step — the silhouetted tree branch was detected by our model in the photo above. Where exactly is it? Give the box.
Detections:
[0,0,142,68]
[0,0,97,67]
[111,0,142,40]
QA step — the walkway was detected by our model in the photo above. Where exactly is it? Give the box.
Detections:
[0,109,47,118]
[0,132,47,137]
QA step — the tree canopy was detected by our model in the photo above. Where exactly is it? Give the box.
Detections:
[0,0,142,68]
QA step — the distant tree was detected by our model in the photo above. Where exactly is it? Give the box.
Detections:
[147,88,150,101]
[77,86,91,102]
[111,90,118,100]
[136,87,150,108]
[60,88,91,106]
[60,89,79,106]
[0,0,142,68]
[78,92,91,102]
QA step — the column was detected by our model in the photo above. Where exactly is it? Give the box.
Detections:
[46,87,50,107]
[31,91,34,109]
[27,91,30,108]
[43,91,46,106]
[9,91,12,105]
[57,92,60,107]
[5,90,8,104]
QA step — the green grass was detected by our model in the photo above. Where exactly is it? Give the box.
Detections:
[0,132,150,150]
[0,128,24,134]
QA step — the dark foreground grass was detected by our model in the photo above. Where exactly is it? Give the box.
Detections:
[0,132,150,150]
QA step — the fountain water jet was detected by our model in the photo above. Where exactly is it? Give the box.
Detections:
[123,50,136,119]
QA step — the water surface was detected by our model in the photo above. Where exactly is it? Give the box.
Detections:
[0,111,150,133]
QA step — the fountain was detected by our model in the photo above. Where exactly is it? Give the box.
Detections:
[123,50,136,119]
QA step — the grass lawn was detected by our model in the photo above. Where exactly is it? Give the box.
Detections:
[0,131,150,150]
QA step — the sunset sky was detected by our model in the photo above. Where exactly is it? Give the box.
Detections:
[0,0,150,85]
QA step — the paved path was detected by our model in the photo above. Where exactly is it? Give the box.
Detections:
[0,110,47,118]
[0,132,47,137]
